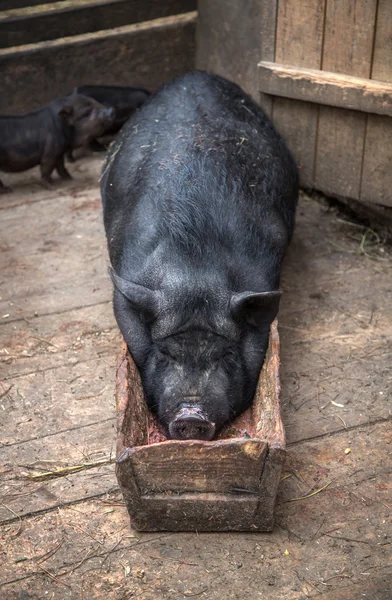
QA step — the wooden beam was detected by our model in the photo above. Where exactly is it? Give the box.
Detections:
[259,61,392,117]
[0,0,197,49]
[0,12,196,114]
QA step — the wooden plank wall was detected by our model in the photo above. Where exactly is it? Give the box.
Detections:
[0,12,196,114]
[272,0,325,188]
[0,0,197,49]
[361,0,392,206]
[269,0,392,206]
[196,0,263,101]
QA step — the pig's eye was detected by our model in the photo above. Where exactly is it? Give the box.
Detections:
[80,109,92,119]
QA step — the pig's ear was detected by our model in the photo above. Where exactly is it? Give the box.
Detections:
[59,105,74,121]
[230,291,282,328]
[109,267,158,321]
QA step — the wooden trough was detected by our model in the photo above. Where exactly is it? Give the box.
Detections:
[115,321,285,532]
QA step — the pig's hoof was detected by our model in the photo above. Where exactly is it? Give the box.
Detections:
[41,179,54,190]
[59,171,72,180]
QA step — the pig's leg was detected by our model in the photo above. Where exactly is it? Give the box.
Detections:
[40,135,57,189]
[40,161,56,189]
[0,179,12,194]
[55,156,72,180]
[67,150,75,163]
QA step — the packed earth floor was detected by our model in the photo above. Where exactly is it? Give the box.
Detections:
[0,156,391,600]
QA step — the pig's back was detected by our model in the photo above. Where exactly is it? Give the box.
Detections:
[101,71,298,290]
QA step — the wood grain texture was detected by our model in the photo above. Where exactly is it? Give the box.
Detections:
[115,322,285,531]
[259,0,278,116]
[315,0,378,200]
[253,321,285,447]
[0,12,196,113]
[0,0,197,49]
[130,439,267,495]
[275,0,325,67]
[322,0,378,78]
[259,61,392,116]
[371,0,392,83]
[196,0,263,100]
[272,0,326,188]
[316,106,367,199]
[360,115,392,207]
[360,0,392,205]
[0,0,63,9]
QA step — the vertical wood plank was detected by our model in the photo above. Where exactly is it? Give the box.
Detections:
[274,0,325,66]
[316,107,367,199]
[322,0,378,78]
[360,116,392,207]
[196,0,263,101]
[371,0,392,82]
[259,0,278,116]
[315,0,378,199]
[360,1,392,206]
[272,0,326,188]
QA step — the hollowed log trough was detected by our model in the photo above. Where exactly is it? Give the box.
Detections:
[115,320,285,532]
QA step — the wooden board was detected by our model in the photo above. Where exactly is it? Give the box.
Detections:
[196,0,264,101]
[259,62,392,117]
[272,0,325,189]
[360,0,392,206]
[371,0,392,82]
[0,0,197,49]
[115,322,286,532]
[315,0,377,200]
[258,0,278,116]
[0,12,196,113]
[360,115,392,207]
[0,0,63,9]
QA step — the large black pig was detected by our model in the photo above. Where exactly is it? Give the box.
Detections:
[0,90,114,192]
[101,71,298,440]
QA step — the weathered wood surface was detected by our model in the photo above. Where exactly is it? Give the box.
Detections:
[360,115,392,207]
[0,0,197,49]
[258,0,278,116]
[0,158,391,596]
[360,0,392,207]
[254,0,392,207]
[0,420,117,523]
[0,0,63,9]
[272,0,324,189]
[315,0,377,201]
[0,12,196,113]
[196,0,263,101]
[259,62,392,117]
[116,322,284,531]
[372,0,392,83]
[1,423,390,597]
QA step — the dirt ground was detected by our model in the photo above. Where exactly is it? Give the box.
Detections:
[0,156,391,600]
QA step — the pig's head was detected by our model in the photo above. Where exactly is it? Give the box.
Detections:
[59,89,115,148]
[110,268,281,440]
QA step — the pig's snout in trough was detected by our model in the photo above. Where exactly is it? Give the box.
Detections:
[168,404,216,441]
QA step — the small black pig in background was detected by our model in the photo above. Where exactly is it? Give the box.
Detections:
[101,71,298,441]
[0,89,115,192]
[67,85,151,159]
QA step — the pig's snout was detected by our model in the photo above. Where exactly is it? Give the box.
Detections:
[104,106,116,124]
[168,404,216,441]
